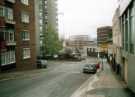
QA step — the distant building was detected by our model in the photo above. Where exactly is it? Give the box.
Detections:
[0,0,36,71]
[66,35,97,57]
[87,41,97,57]
[97,26,113,56]
[119,0,135,93]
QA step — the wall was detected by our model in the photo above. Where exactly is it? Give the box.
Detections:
[127,55,135,93]
[15,0,37,71]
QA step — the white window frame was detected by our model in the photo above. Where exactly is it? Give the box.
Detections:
[23,48,31,59]
[0,5,4,17]
[21,11,29,23]
[1,50,15,66]
[21,31,30,41]
[5,7,13,20]
[21,0,29,5]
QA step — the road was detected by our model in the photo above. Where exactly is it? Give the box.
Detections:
[0,57,97,97]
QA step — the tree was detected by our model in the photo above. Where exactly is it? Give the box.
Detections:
[43,25,63,55]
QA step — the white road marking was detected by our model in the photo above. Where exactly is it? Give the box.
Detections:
[70,75,99,97]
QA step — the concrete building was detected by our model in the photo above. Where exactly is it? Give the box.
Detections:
[97,26,113,56]
[112,7,122,74]
[35,0,58,58]
[87,40,98,57]
[35,0,45,57]
[119,0,135,93]
[0,0,36,71]
[66,35,98,58]
[47,0,58,32]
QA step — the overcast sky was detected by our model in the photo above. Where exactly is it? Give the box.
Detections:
[58,0,118,39]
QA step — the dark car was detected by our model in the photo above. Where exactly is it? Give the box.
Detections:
[37,57,48,68]
[83,64,97,74]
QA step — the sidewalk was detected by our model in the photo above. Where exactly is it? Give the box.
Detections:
[70,62,135,97]
[85,63,135,97]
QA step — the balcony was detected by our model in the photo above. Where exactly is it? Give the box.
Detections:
[6,0,15,3]
[5,19,16,24]
[6,41,16,46]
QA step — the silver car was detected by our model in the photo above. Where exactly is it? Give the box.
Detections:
[83,64,97,74]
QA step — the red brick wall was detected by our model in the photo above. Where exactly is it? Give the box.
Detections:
[14,0,36,71]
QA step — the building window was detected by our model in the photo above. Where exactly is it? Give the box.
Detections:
[0,6,4,17]
[121,1,135,54]
[23,48,31,59]
[1,51,15,66]
[21,31,30,41]
[39,19,43,25]
[5,7,13,20]
[129,2,135,54]
[21,0,29,5]
[21,12,29,23]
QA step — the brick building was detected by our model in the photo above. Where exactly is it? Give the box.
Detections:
[0,0,36,71]
[97,26,113,55]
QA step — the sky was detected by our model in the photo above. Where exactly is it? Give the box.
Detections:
[58,0,118,39]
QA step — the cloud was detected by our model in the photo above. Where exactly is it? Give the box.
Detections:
[58,0,118,39]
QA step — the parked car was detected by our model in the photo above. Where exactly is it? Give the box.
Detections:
[83,64,97,74]
[37,58,48,68]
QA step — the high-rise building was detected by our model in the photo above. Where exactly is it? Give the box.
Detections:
[46,0,58,32]
[35,0,58,58]
[0,0,36,71]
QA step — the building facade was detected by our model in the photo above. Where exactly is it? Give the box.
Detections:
[35,0,58,58]
[66,35,97,58]
[97,26,113,56]
[119,0,135,93]
[0,0,36,71]
[112,7,122,74]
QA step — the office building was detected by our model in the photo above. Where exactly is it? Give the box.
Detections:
[119,0,135,92]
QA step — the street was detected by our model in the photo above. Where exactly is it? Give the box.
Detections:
[0,57,97,97]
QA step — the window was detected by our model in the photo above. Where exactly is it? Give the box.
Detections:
[129,2,135,53]
[40,26,42,32]
[6,30,15,42]
[39,19,43,25]
[0,6,4,17]
[40,40,43,45]
[21,12,29,23]
[1,51,15,66]
[45,0,47,4]
[121,1,135,54]
[21,0,29,5]
[5,7,13,20]
[23,48,31,59]
[21,31,30,41]
[9,31,14,42]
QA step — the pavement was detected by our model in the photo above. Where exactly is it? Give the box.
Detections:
[70,62,135,97]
